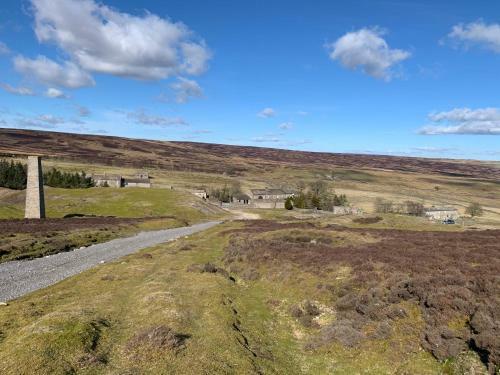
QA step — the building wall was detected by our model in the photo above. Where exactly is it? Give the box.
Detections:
[425,211,459,220]
[95,179,122,188]
[124,182,151,188]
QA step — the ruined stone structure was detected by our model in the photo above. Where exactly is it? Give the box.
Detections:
[25,156,46,219]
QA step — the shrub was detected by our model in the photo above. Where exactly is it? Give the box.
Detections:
[466,202,483,218]
[285,196,294,210]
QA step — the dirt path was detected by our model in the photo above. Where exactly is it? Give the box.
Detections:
[0,221,220,302]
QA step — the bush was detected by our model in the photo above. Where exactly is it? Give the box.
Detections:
[285,196,293,210]
[466,202,483,218]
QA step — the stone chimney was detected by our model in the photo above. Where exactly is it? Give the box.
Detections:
[24,156,46,219]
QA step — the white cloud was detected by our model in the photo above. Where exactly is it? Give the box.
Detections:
[45,87,68,99]
[419,108,500,135]
[14,55,95,88]
[326,28,410,80]
[448,21,500,53]
[170,77,203,103]
[127,109,188,127]
[31,0,211,80]
[279,122,293,130]
[0,83,35,96]
[0,41,9,54]
[257,107,276,118]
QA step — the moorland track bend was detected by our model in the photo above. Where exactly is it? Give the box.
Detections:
[0,221,220,302]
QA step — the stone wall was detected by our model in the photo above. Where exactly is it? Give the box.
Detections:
[25,156,45,219]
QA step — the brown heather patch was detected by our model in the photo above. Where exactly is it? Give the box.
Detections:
[222,220,500,372]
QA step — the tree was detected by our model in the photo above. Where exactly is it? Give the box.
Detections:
[285,196,294,210]
[405,201,424,216]
[466,202,483,218]
[0,159,27,190]
[374,198,393,214]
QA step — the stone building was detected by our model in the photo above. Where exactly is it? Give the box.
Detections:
[123,177,151,188]
[92,173,123,188]
[424,206,459,221]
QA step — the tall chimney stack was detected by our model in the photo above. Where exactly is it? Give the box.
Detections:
[24,156,46,219]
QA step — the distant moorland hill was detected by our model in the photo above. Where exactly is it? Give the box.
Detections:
[0,128,498,180]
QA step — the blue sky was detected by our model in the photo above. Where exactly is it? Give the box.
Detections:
[0,0,499,160]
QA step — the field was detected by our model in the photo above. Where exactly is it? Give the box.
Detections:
[0,128,498,373]
[0,219,498,374]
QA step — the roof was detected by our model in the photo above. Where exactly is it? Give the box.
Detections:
[250,188,287,195]
[92,174,122,181]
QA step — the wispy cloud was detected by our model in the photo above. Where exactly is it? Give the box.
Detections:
[127,109,188,127]
[257,107,276,118]
[0,83,35,96]
[419,108,500,135]
[279,122,293,130]
[76,105,91,117]
[0,41,9,54]
[170,77,203,103]
[326,27,410,80]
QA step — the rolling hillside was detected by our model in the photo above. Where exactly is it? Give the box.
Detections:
[1,128,498,180]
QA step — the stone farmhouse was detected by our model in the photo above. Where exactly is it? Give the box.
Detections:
[250,188,294,201]
[424,206,459,221]
[92,172,151,188]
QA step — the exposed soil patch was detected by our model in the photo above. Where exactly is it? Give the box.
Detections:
[126,326,189,353]
[223,220,500,371]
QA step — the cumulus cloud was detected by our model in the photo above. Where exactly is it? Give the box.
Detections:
[127,109,188,127]
[279,122,293,130]
[419,108,500,135]
[45,87,68,99]
[0,41,9,54]
[31,0,211,80]
[170,77,203,103]
[448,21,500,53]
[14,55,95,88]
[0,83,35,96]
[257,107,276,118]
[326,28,410,80]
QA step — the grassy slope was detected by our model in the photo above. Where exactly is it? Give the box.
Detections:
[0,186,210,222]
[1,221,488,374]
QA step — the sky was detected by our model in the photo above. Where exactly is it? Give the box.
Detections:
[0,0,499,160]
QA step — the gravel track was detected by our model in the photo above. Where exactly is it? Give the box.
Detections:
[0,221,220,302]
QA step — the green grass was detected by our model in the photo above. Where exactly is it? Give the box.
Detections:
[0,187,210,223]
